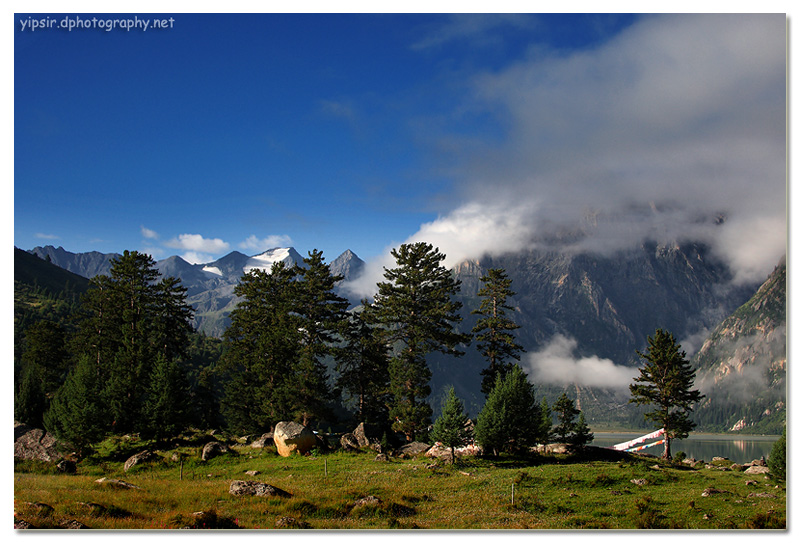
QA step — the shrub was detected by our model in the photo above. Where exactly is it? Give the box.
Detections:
[767,428,786,481]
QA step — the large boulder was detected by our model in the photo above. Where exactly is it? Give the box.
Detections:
[124,450,158,472]
[251,432,274,448]
[14,423,68,463]
[273,421,316,457]
[202,441,232,461]
[394,441,430,458]
[353,422,383,450]
[340,433,360,451]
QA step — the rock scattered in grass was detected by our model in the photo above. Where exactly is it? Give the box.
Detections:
[701,488,730,497]
[275,516,310,529]
[630,479,648,486]
[94,477,141,490]
[229,480,292,498]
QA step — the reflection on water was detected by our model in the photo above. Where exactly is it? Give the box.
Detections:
[591,432,779,464]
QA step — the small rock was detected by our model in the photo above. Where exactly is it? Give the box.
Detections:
[60,519,89,529]
[630,479,648,486]
[375,453,389,462]
[353,495,382,508]
[745,480,758,486]
[94,477,141,490]
[229,480,292,498]
[747,492,778,499]
[244,470,261,476]
[701,487,729,497]
[275,516,310,529]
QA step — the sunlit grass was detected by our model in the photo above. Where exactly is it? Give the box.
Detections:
[14,442,786,530]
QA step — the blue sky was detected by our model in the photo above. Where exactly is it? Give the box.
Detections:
[13,11,787,291]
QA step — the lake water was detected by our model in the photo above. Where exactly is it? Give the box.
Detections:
[591,432,780,464]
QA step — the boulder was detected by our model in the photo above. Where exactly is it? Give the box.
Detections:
[426,442,482,461]
[229,480,292,498]
[744,465,770,475]
[124,450,158,472]
[353,422,383,448]
[251,432,274,448]
[340,433,360,451]
[95,477,141,490]
[273,421,316,457]
[14,423,68,463]
[394,441,430,458]
[202,441,232,461]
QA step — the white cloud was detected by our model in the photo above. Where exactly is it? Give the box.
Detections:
[165,233,230,254]
[140,226,159,239]
[239,234,293,252]
[180,251,215,265]
[524,334,639,389]
[35,232,59,240]
[344,15,786,298]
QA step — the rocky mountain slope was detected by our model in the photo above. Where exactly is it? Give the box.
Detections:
[691,259,786,433]
[430,240,764,427]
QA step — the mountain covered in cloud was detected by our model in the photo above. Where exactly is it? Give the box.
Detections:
[422,239,768,426]
[691,259,786,434]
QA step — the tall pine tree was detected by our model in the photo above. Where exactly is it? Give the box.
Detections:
[629,329,704,459]
[371,242,469,441]
[471,268,525,397]
[335,306,392,427]
[431,387,471,464]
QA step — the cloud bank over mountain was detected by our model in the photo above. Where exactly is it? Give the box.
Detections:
[343,14,786,299]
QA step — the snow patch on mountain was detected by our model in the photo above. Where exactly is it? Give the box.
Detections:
[202,265,223,276]
[243,248,298,274]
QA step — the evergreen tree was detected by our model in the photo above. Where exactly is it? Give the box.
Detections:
[471,268,525,397]
[474,364,543,456]
[336,306,392,426]
[220,263,300,434]
[552,392,580,442]
[142,353,191,441]
[44,354,108,454]
[431,387,471,464]
[371,242,469,441]
[571,412,594,446]
[293,250,349,425]
[15,364,47,428]
[767,427,786,481]
[629,329,704,459]
[54,250,193,438]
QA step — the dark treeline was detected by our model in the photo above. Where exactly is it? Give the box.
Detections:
[15,243,673,456]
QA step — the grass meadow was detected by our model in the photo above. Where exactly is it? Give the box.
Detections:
[14,436,786,530]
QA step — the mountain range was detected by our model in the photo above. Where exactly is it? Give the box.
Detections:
[25,241,785,432]
[30,245,364,337]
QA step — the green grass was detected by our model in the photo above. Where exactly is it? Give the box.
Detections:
[14,442,786,530]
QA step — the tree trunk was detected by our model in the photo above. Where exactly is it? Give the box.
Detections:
[662,435,671,460]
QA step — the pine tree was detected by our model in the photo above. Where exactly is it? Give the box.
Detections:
[571,412,594,446]
[371,242,469,441]
[335,306,392,426]
[552,392,580,442]
[629,329,704,459]
[142,353,190,441]
[474,364,543,456]
[220,263,300,434]
[44,354,108,454]
[293,250,349,425]
[767,427,786,481]
[471,268,525,397]
[15,364,47,428]
[431,387,471,464]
